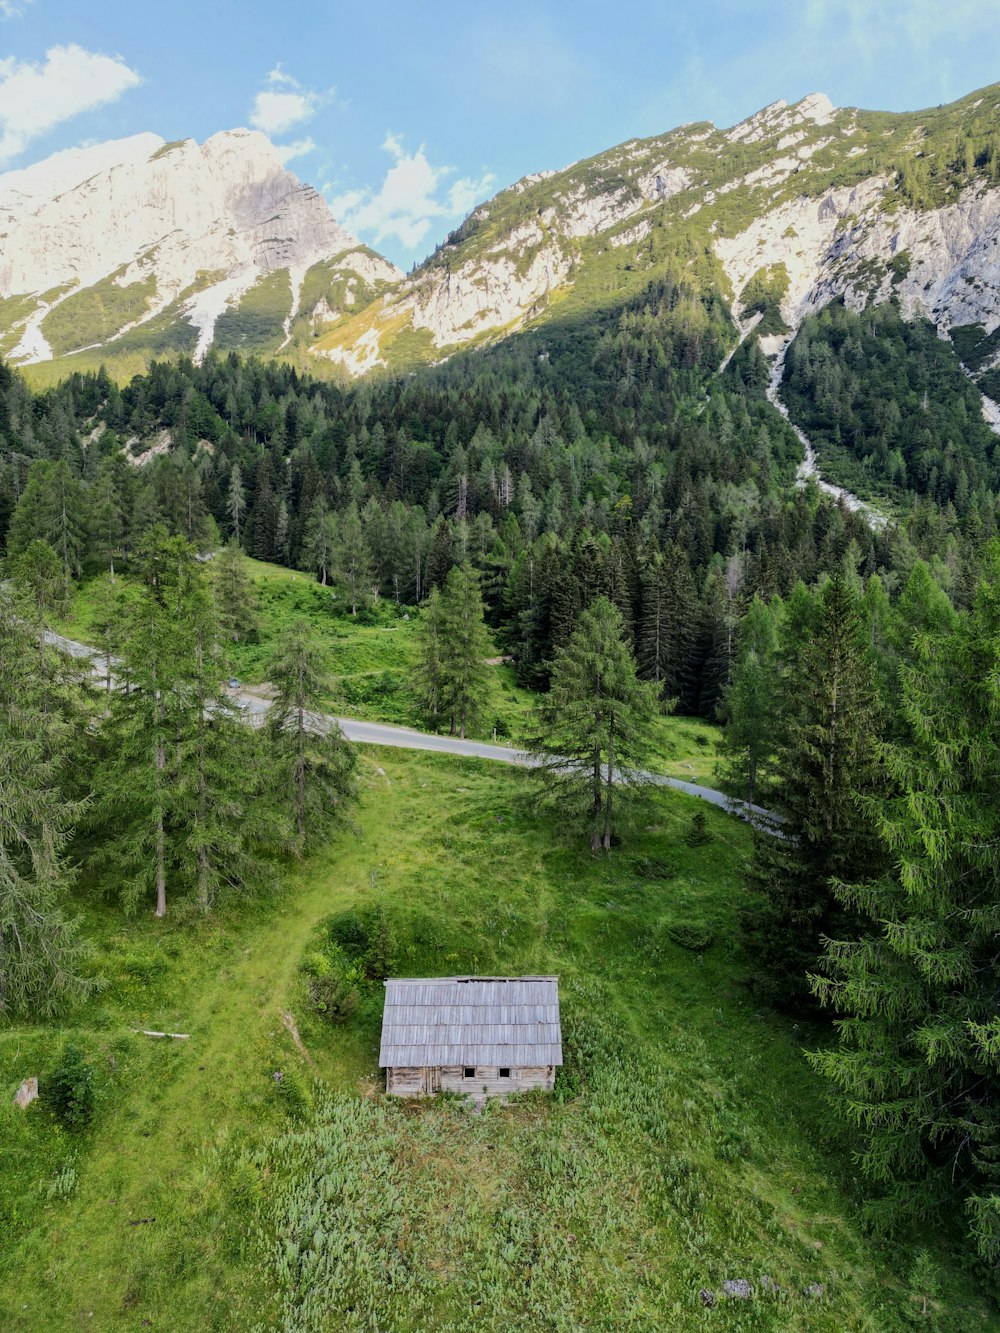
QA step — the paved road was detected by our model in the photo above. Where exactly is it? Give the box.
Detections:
[45,629,777,826]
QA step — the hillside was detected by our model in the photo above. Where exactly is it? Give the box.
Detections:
[312,83,1000,438]
[2,747,993,1330]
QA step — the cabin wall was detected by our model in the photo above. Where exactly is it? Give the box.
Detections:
[384,1065,555,1098]
[386,1066,424,1096]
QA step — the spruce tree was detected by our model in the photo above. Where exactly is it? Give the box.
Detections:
[266,621,357,853]
[413,586,446,730]
[94,527,199,916]
[213,540,259,645]
[716,596,781,805]
[740,576,883,1008]
[438,562,494,739]
[534,596,658,851]
[0,587,90,1017]
[810,558,1000,1263]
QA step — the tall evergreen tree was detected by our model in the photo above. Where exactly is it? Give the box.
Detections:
[438,562,494,739]
[413,585,446,731]
[0,587,90,1016]
[534,596,658,851]
[213,540,259,645]
[265,621,357,853]
[740,576,883,1008]
[715,595,781,805]
[810,557,1000,1264]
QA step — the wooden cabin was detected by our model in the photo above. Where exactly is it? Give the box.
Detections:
[379,975,562,1100]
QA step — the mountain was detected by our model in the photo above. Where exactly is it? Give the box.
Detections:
[0,129,400,380]
[313,85,1000,414]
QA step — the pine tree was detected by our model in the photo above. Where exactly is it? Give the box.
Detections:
[740,576,883,1008]
[0,587,90,1017]
[413,586,446,730]
[89,454,126,576]
[303,496,334,586]
[177,578,280,911]
[534,596,658,851]
[438,563,494,739]
[227,463,246,545]
[266,621,357,853]
[715,596,781,805]
[637,543,695,702]
[213,541,259,645]
[94,528,197,915]
[334,504,373,616]
[809,558,1000,1263]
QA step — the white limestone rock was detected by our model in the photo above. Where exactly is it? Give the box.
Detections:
[0,130,400,365]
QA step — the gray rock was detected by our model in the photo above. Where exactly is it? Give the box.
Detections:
[722,1279,752,1300]
[804,1283,824,1299]
[13,1077,38,1108]
[698,1289,715,1308]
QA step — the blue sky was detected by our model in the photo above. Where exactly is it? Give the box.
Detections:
[1,0,999,268]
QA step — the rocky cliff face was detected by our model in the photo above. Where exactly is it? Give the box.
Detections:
[313,83,1000,408]
[0,130,401,368]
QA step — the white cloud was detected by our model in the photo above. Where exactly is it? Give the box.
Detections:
[250,65,328,137]
[330,133,495,253]
[275,136,316,164]
[0,0,33,17]
[0,44,141,165]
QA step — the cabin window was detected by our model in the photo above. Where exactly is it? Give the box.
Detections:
[463,1067,475,1079]
[499,1067,511,1079]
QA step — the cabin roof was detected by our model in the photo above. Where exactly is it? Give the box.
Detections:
[378,976,563,1068]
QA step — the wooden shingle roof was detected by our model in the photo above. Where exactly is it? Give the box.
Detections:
[378,976,562,1068]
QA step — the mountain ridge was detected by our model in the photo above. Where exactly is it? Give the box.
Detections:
[4,82,1000,412]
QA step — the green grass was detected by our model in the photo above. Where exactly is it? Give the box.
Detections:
[0,750,992,1329]
[214,272,293,357]
[56,557,725,780]
[40,269,159,356]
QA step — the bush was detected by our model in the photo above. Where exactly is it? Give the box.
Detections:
[308,968,360,1024]
[632,855,678,881]
[47,1042,96,1130]
[685,810,711,847]
[363,906,397,981]
[666,922,715,953]
[327,910,370,956]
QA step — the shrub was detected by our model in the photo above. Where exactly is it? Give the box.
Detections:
[308,968,360,1024]
[632,855,678,881]
[685,810,711,847]
[363,906,397,981]
[327,909,370,957]
[47,1042,96,1130]
[666,922,715,953]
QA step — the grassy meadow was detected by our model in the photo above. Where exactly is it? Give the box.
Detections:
[54,556,724,785]
[1,748,994,1331]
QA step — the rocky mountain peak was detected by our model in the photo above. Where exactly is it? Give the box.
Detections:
[0,129,400,372]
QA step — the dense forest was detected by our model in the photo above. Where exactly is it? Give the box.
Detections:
[1,279,993,714]
[7,272,1000,1300]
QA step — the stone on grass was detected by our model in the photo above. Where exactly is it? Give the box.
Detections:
[14,1077,38,1108]
[804,1283,824,1298]
[698,1289,715,1308]
[722,1279,752,1299]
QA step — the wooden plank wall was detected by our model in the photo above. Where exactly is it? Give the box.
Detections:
[386,1065,555,1098]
